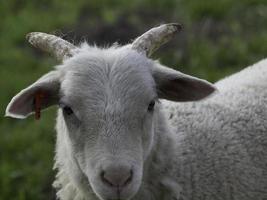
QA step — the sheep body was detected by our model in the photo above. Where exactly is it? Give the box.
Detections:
[6,24,267,199]
[161,58,267,199]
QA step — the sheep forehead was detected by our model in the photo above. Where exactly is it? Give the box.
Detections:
[59,47,156,115]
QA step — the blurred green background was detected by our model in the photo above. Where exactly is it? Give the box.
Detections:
[1,0,267,199]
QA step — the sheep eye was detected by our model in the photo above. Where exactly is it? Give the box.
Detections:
[63,106,74,115]
[148,100,155,112]
[59,103,74,116]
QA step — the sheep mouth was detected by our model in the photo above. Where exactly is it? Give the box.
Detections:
[106,199,123,200]
[105,197,132,200]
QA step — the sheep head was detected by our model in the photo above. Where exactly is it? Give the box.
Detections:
[6,24,215,200]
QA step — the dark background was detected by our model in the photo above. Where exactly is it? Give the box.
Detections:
[1,0,267,199]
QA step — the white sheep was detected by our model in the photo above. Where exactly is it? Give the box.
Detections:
[6,23,267,200]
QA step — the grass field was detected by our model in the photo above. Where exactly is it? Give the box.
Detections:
[1,0,267,199]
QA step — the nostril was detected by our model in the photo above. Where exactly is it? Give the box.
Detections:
[100,170,114,187]
[123,169,133,187]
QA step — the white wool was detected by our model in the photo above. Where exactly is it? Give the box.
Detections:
[53,49,267,200]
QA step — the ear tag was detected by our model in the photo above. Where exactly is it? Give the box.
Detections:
[34,92,44,120]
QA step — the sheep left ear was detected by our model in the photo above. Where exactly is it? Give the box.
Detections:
[5,71,60,119]
[152,64,216,102]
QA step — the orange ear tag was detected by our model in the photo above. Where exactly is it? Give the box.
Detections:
[34,92,44,120]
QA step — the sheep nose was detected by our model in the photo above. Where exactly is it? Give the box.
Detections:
[100,165,133,187]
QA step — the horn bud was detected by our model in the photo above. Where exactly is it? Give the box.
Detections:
[26,32,78,61]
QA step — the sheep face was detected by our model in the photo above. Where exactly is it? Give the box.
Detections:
[56,48,156,200]
[6,45,215,200]
[5,24,217,200]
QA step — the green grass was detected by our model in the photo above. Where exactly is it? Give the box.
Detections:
[1,0,267,199]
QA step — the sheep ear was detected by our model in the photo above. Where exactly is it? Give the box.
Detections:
[5,71,60,119]
[152,64,216,102]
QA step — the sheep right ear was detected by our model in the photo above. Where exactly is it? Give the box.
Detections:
[5,71,60,119]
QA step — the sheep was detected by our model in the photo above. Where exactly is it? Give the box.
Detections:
[5,23,267,200]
